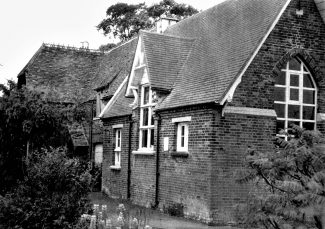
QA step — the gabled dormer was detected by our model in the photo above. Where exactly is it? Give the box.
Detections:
[125,31,195,109]
[125,34,148,108]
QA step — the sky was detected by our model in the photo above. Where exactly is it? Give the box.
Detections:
[0,0,225,85]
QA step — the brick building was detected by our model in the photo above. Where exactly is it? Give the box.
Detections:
[17,44,104,160]
[99,0,325,225]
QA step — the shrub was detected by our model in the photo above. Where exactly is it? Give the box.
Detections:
[239,126,325,228]
[0,148,92,229]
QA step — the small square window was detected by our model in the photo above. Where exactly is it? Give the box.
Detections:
[177,123,189,152]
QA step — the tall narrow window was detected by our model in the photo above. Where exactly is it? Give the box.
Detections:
[274,58,317,139]
[114,129,121,167]
[177,123,189,152]
[139,85,155,151]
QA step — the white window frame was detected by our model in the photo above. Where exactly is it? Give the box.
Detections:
[274,58,317,140]
[113,128,122,168]
[139,85,156,151]
[177,123,189,152]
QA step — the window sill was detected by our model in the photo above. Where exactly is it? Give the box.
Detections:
[110,165,121,170]
[132,150,155,155]
[114,149,121,152]
[171,151,189,157]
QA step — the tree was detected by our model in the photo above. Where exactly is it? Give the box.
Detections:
[0,81,85,193]
[99,43,117,52]
[97,0,198,42]
[0,148,92,229]
[239,126,325,228]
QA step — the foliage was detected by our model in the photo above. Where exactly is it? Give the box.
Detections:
[97,0,198,41]
[0,148,92,229]
[239,126,325,228]
[98,43,117,52]
[0,81,86,193]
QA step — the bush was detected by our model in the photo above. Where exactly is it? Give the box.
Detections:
[0,148,92,229]
[239,126,325,229]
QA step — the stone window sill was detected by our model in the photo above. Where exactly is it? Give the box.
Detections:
[171,151,189,157]
[132,150,155,155]
[110,165,121,170]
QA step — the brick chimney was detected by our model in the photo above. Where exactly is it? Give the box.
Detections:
[156,17,178,33]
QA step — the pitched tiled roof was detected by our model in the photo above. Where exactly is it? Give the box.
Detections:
[156,0,288,110]
[18,44,104,103]
[316,0,325,23]
[94,38,138,96]
[101,80,133,119]
[142,31,195,91]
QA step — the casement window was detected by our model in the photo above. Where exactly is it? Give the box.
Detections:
[114,128,122,167]
[177,123,189,152]
[274,58,317,140]
[139,85,155,151]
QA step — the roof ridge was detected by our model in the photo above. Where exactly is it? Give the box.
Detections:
[102,37,138,54]
[165,0,230,32]
[141,30,196,41]
[43,43,103,54]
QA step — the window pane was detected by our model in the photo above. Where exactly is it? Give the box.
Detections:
[290,89,299,101]
[276,71,286,85]
[117,130,121,147]
[303,122,315,130]
[303,74,313,88]
[181,126,185,147]
[143,87,150,105]
[151,114,154,126]
[303,90,315,104]
[290,74,299,87]
[142,108,149,126]
[276,120,285,134]
[288,105,300,119]
[142,130,148,148]
[289,58,301,71]
[303,106,315,120]
[274,103,285,118]
[274,87,285,102]
[150,129,154,148]
[288,121,300,127]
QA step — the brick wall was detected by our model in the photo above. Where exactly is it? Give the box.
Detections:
[231,0,325,134]
[157,105,216,223]
[129,105,157,207]
[211,111,277,224]
[102,115,130,199]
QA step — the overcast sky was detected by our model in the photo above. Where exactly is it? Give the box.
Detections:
[0,0,225,85]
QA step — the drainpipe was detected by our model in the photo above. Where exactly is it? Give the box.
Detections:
[127,114,133,199]
[155,113,161,208]
[89,101,94,166]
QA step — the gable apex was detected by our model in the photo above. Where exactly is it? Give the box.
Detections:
[125,34,149,97]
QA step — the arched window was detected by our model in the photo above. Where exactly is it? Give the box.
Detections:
[274,58,317,139]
